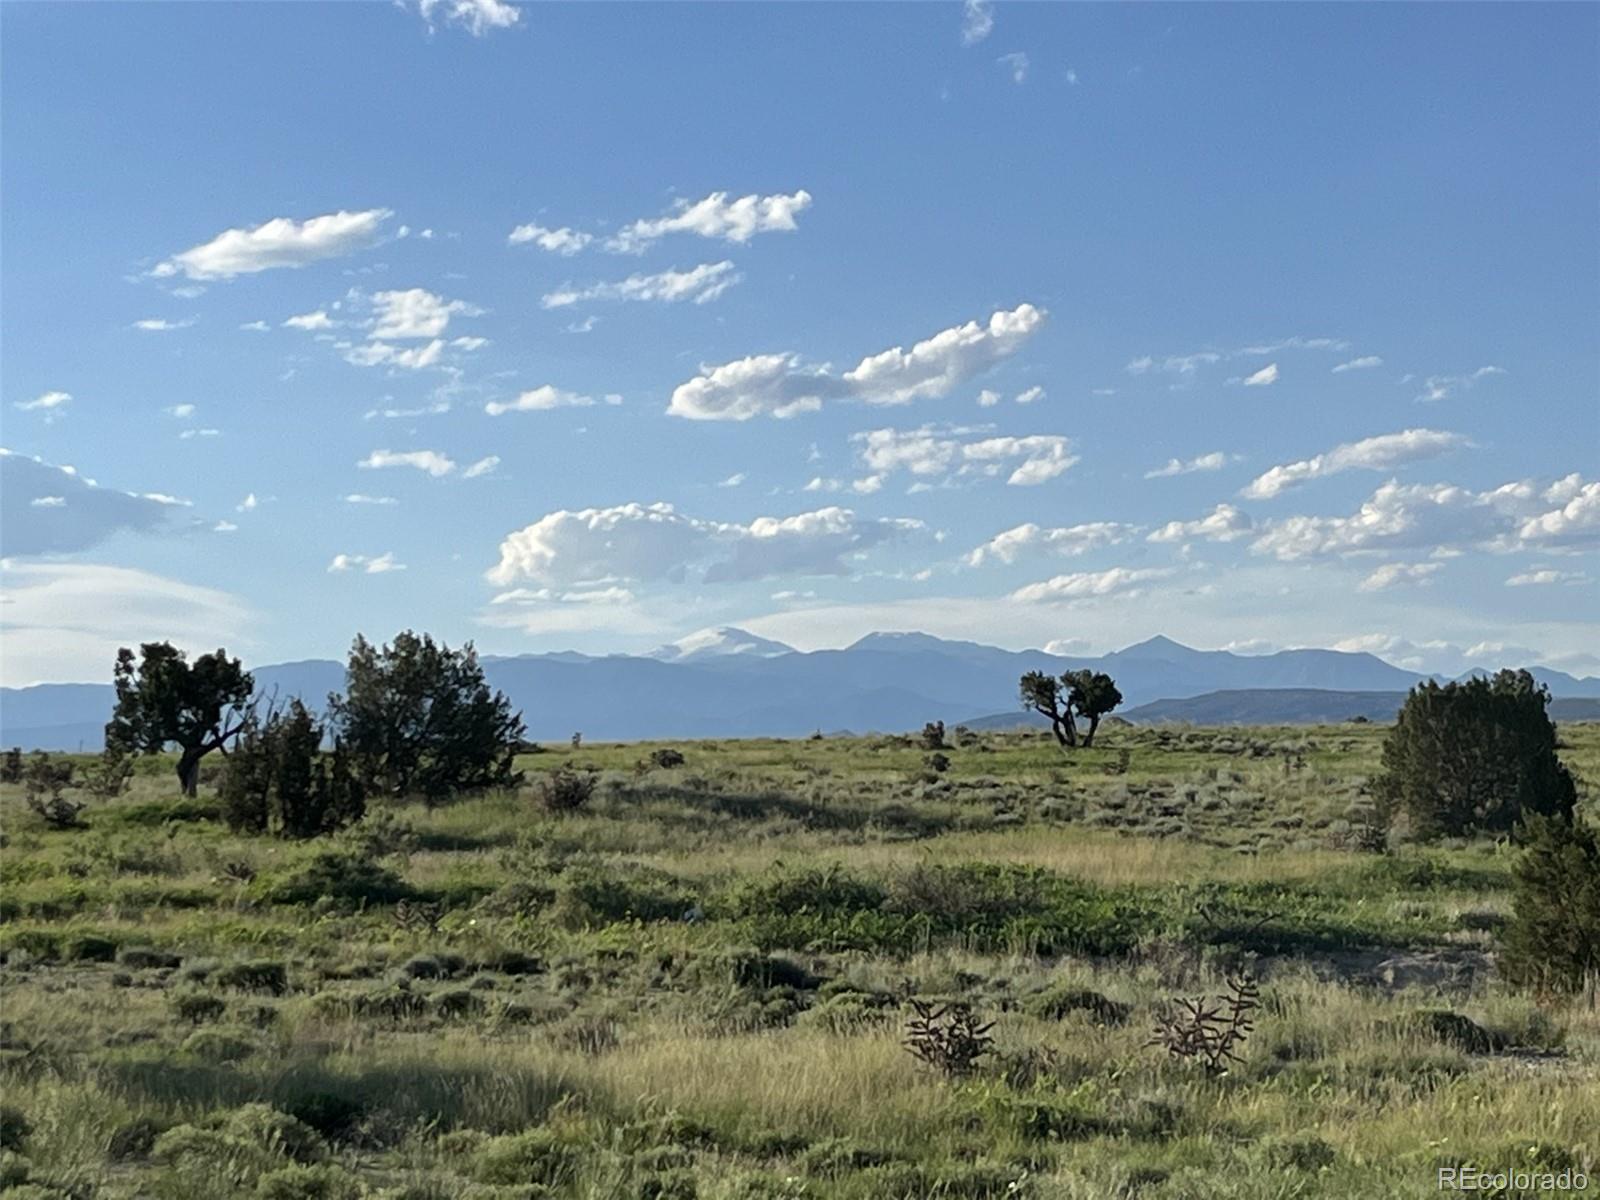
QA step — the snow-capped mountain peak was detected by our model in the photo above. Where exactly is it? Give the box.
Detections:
[645,626,797,663]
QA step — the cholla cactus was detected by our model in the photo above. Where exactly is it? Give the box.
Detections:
[903,999,994,1078]
[1150,973,1259,1075]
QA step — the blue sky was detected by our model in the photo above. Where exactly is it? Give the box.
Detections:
[3,0,1596,686]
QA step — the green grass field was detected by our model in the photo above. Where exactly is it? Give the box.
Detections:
[2,722,1596,1199]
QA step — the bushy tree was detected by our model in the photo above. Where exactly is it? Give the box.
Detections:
[1375,670,1576,839]
[1064,670,1123,748]
[1500,813,1600,1009]
[106,643,254,796]
[24,752,85,828]
[1019,669,1123,749]
[920,721,948,750]
[219,699,365,838]
[326,632,524,803]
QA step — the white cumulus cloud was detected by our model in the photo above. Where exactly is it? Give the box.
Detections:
[966,521,1138,566]
[328,552,407,574]
[508,222,592,254]
[369,288,479,339]
[486,501,921,588]
[357,449,456,477]
[152,209,392,280]
[1147,503,1255,545]
[608,189,812,253]
[669,305,1045,422]
[414,0,519,36]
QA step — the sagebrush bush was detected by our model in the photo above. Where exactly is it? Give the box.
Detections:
[536,764,598,812]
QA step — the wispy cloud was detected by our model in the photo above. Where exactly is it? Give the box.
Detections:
[1416,365,1506,403]
[1242,428,1469,499]
[1144,451,1231,479]
[998,52,1029,84]
[486,386,623,416]
[541,261,739,308]
[1358,562,1441,592]
[960,0,993,45]
[1333,355,1383,373]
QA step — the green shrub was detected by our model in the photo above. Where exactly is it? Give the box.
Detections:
[182,1028,258,1062]
[550,865,693,928]
[310,986,427,1022]
[1262,1134,1338,1171]
[62,933,118,962]
[1500,813,1600,1005]
[0,1107,31,1153]
[1399,1009,1506,1054]
[171,991,228,1024]
[118,945,182,970]
[222,1105,327,1165]
[283,1093,367,1143]
[431,988,485,1019]
[1376,671,1576,839]
[214,959,289,995]
[106,1117,164,1161]
[255,1163,363,1200]
[1025,985,1131,1025]
[472,1128,580,1186]
[257,851,412,908]
[0,1153,31,1190]
[796,1136,893,1176]
[535,764,599,813]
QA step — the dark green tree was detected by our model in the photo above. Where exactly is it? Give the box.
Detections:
[1500,813,1600,1009]
[219,699,365,838]
[105,643,254,796]
[1020,670,1077,748]
[1064,670,1124,748]
[326,631,524,802]
[1374,669,1576,839]
[1020,669,1123,750]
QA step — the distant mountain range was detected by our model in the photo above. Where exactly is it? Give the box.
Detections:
[4,629,1597,749]
[970,689,1600,728]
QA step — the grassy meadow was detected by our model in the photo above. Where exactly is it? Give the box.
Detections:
[1,722,1597,1198]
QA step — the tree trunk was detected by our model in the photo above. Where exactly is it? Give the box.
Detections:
[177,746,203,797]
[1083,715,1101,748]
[1051,716,1077,750]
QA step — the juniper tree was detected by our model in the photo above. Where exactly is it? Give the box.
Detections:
[326,631,524,802]
[105,643,254,797]
[219,699,365,838]
[1375,669,1576,839]
[1500,812,1600,1009]
[1020,669,1123,750]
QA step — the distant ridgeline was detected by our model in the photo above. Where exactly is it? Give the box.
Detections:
[4,631,1598,750]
